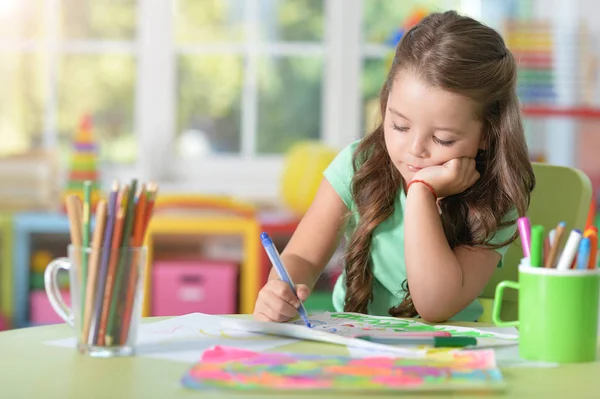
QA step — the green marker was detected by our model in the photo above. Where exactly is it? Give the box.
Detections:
[356,335,477,348]
[530,225,545,267]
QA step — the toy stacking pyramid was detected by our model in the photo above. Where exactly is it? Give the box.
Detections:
[62,114,102,207]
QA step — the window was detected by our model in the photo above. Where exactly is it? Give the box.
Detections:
[1,0,481,200]
[0,0,137,165]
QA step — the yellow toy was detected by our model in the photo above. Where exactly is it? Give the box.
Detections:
[385,8,429,70]
[31,250,53,274]
[280,141,337,215]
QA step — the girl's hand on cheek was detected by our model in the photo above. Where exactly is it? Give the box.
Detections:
[412,157,480,198]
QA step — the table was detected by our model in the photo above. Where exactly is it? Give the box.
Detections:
[0,319,598,398]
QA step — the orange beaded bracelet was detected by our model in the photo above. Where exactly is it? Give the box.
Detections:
[406,179,437,198]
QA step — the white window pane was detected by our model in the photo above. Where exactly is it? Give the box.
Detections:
[57,55,136,164]
[259,0,324,41]
[257,56,322,154]
[362,0,461,44]
[174,0,245,44]
[361,58,386,135]
[176,54,243,156]
[0,1,45,39]
[0,53,44,155]
[61,0,136,40]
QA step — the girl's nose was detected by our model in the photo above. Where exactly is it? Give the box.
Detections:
[409,136,428,158]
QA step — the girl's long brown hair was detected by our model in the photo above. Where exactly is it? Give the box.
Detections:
[343,11,535,317]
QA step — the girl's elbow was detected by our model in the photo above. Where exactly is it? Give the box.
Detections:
[417,310,450,324]
[412,302,454,323]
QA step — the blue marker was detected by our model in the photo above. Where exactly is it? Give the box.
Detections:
[260,232,311,328]
[577,237,591,270]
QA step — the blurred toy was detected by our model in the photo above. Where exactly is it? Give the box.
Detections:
[62,114,102,209]
[385,8,429,70]
[31,250,53,274]
[280,141,337,215]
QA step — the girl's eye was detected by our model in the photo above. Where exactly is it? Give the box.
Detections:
[433,136,455,147]
[392,123,409,132]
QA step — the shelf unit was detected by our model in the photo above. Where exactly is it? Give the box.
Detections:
[12,212,71,328]
[522,106,600,118]
[0,214,13,325]
[143,215,261,316]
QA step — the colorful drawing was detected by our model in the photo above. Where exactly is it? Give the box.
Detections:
[291,312,519,340]
[181,346,504,392]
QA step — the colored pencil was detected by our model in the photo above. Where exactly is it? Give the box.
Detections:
[82,200,107,344]
[119,184,148,344]
[142,182,158,234]
[81,180,92,317]
[65,195,84,293]
[91,181,119,345]
[545,222,566,268]
[106,180,138,345]
[97,185,128,346]
[65,195,83,248]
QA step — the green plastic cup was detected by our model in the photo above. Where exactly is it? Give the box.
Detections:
[493,261,600,363]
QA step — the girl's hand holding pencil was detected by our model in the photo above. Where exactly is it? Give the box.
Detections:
[45,179,158,357]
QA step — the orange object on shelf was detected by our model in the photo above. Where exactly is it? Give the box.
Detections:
[522,106,600,118]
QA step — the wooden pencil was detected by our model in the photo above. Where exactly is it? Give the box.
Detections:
[97,185,128,346]
[82,199,107,344]
[119,184,148,344]
[81,180,92,318]
[91,181,119,345]
[142,182,158,234]
[65,195,83,248]
[106,179,137,345]
[65,195,84,298]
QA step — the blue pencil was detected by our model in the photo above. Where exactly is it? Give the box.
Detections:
[260,232,311,328]
[91,181,119,344]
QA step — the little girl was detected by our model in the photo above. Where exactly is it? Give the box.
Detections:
[254,10,535,323]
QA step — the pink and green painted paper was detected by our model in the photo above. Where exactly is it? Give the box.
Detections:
[182,346,504,392]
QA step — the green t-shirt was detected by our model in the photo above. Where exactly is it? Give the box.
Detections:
[323,141,517,322]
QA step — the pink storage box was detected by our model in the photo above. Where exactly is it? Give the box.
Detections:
[152,259,238,316]
[29,289,71,325]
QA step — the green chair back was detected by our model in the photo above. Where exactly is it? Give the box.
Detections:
[478,163,593,322]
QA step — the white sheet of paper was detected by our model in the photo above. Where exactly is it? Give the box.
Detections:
[219,317,427,357]
[44,313,298,363]
[219,311,518,356]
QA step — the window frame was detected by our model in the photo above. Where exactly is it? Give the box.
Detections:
[137,0,363,200]
[8,0,532,201]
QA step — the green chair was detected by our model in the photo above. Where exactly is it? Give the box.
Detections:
[478,163,593,323]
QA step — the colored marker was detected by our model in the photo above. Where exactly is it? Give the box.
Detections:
[260,232,311,328]
[530,225,544,267]
[354,332,451,338]
[576,237,591,270]
[584,227,598,269]
[545,222,566,268]
[556,229,582,270]
[357,336,477,348]
[517,217,531,258]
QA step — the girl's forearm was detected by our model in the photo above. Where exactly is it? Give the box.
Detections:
[267,252,324,290]
[404,184,464,321]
